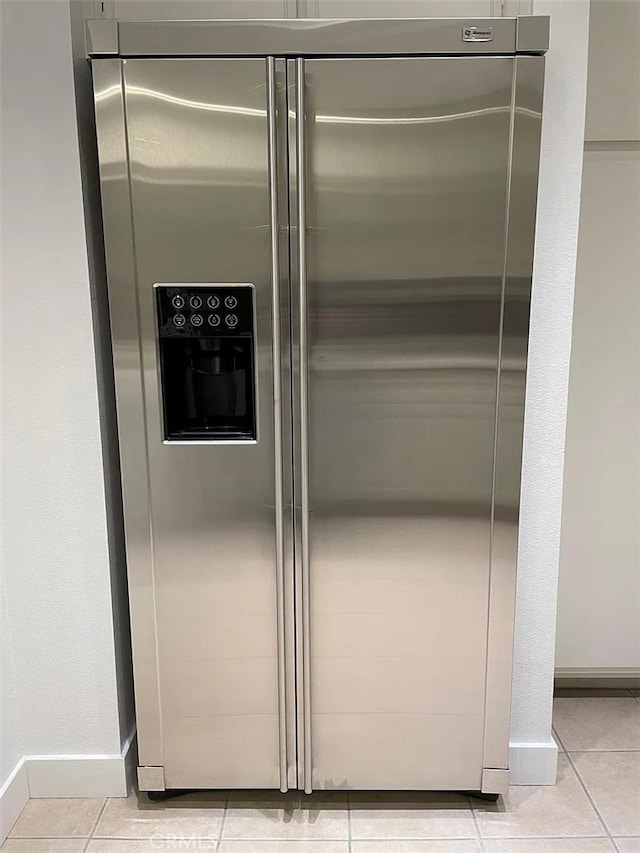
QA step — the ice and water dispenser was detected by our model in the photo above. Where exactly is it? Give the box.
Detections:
[155,285,256,442]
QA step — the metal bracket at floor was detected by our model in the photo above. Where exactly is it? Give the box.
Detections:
[137,765,165,792]
[481,768,510,795]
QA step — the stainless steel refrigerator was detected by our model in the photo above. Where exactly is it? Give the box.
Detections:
[88,15,548,795]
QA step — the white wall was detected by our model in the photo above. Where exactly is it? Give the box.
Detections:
[556,0,640,675]
[506,0,589,782]
[0,578,23,792]
[583,0,640,143]
[0,0,133,816]
[111,0,495,18]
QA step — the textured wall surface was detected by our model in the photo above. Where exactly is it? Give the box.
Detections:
[0,0,125,778]
[557,152,640,669]
[0,580,23,786]
[584,0,640,143]
[557,0,640,672]
[511,0,590,745]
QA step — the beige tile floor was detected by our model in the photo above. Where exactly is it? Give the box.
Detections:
[3,689,638,852]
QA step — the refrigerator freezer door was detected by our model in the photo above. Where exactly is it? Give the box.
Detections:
[292,56,515,791]
[96,57,294,789]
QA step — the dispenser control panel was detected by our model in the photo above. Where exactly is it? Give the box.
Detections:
[156,285,254,338]
[154,284,257,443]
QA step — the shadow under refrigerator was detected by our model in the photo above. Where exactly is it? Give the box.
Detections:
[88,15,548,795]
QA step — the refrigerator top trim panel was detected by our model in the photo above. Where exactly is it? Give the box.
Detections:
[86,17,548,58]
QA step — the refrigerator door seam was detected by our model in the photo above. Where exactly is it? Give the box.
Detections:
[295,56,313,796]
[267,55,289,794]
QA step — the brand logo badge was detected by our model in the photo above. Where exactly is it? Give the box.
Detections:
[462,26,494,42]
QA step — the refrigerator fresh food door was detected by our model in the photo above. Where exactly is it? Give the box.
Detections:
[289,55,528,792]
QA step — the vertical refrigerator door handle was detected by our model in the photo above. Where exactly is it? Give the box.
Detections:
[296,57,313,796]
[267,56,288,794]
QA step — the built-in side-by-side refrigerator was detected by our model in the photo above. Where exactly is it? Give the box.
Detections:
[88,15,548,795]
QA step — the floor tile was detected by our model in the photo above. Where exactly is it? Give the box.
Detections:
[632,690,640,699]
[227,790,301,807]
[572,751,640,836]
[0,841,86,853]
[614,840,640,852]
[9,798,104,838]
[223,793,348,841]
[483,839,615,852]
[219,843,349,853]
[474,754,606,838]
[93,790,224,841]
[554,697,640,750]
[349,792,477,840]
[351,842,482,852]
[552,728,565,753]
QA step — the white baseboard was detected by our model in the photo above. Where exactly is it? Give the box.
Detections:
[509,739,559,785]
[26,726,136,799]
[0,758,29,844]
[555,667,640,688]
[4,728,557,813]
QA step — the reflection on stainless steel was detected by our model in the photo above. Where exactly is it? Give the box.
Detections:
[287,56,305,793]
[96,81,539,125]
[127,58,283,789]
[266,56,288,794]
[303,56,511,791]
[295,56,314,798]
[86,17,549,59]
[91,20,546,795]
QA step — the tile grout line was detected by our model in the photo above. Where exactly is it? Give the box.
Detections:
[84,796,109,852]
[215,789,230,853]
[613,837,640,853]
[205,835,532,841]
[9,832,636,842]
[8,836,98,840]
[468,794,486,852]
[552,725,565,754]
[553,724,568,753]
[554,706,640,752]
[564,749,617,845]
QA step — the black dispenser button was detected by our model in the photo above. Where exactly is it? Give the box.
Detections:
[225,313,239,328]
[173,313,186,327]
[191,313,203,327]
[208,314,221,327]
[189,295,203,309]
[224,295,238,310]
[171,295,185,309]
[207,295,220,309]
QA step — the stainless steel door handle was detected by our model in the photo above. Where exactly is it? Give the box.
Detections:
[296,57,313,796]
[267,56,288,794]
